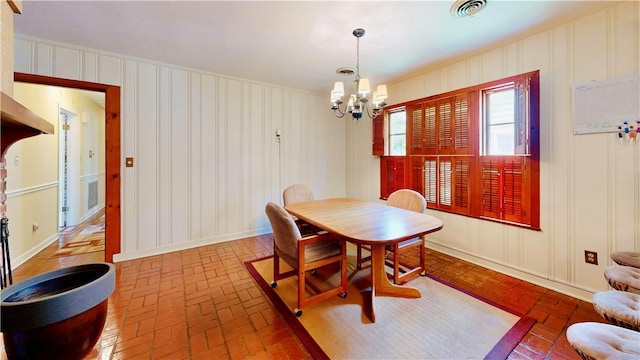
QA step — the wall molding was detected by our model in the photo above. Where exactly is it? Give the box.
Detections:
[5,181,57,198]
[427,241,597,302]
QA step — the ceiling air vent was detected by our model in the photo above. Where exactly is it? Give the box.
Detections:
[336,67,355,76]
[451,0,488,18]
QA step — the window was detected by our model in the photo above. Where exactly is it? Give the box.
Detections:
[376,70,539,229]
[484,86,515,155]
[389,110,406,155]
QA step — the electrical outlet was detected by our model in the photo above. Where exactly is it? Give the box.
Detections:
[584,250,598,265]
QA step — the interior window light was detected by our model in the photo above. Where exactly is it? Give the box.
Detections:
[389,111,406,156]
[484,87,515,155]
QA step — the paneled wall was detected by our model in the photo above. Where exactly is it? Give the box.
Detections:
[13,36,346,262]
[346,1,639,299]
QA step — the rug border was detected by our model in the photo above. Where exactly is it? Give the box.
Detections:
[245,256,535,360]
[245,256,330,360]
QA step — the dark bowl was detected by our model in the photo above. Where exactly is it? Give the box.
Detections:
[1,262,115,360]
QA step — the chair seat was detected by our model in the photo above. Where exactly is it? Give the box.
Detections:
[611,252,640,268]
[397,237,422,250]
[305,239,342,263]
[566,322,640,360]
[604,266,640,294]
[592,291,640,331]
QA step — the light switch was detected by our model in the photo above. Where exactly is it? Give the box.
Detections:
[125,157,134,167]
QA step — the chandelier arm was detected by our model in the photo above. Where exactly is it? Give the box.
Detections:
[332,101,348,117]
[333,108,348,118]
[364,101,373,119]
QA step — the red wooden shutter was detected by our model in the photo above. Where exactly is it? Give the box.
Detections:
[454,157,471,214]
[439,159,452,210]
[393,157,405,194]
[409,105,424,154]
[438,99,452,151]
[424,158,437,209]
[372,111,384,156]
[380,157,394,199]
[410,156,424,195]
[481,158,501,219]
[424,103,437,154]
[503,157,525,224]
[454,94,469,153]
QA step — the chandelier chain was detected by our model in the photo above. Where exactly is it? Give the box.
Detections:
[355,36,360,81]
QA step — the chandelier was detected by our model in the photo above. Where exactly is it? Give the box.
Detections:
[330,28,388,122]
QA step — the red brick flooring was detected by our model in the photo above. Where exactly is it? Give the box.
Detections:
[1,217,606,359]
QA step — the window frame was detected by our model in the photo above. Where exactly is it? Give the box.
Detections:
[388,109,407,156]
[376,70,540,230]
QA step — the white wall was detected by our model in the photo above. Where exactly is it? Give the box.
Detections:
[13,36,346,262]
[346,1,639,300]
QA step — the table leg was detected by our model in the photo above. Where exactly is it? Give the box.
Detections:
[367,244,421,322]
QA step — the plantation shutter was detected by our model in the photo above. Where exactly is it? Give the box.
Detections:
[481,158,501,219]
[439,159,452,209]
[424,158,437,208]
[410,105,424,154]
[514,79,527,155]
[454,95,469,152]
[372,112,384,155]
[503,157,525,223]
[438,99,452,151]
[454,157,471,214]
[410,156,424,194]
[424,103,437,154]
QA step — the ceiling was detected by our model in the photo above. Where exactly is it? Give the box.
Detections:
[14,1,611,95]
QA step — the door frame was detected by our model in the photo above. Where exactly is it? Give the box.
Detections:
[15,72,121,262]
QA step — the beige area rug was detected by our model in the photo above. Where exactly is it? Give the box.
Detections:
[246,245,535,359]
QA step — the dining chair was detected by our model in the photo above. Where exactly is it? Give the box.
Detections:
[356,189,427,284]
[283,184,323,236]
[265,202,347,317]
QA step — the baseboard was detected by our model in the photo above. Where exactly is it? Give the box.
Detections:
[426,242,596,303]
[10,233,58,270]
[113,228,273,263]
[78,204,105,224]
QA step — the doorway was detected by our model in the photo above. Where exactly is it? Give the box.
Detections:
[15,72,121,262]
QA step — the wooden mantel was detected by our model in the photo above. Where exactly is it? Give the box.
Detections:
[1,91,54,156]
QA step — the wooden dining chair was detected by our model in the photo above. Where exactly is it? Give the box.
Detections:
[265,202,347,317]
[283,184,323,236]
[356,189,427,284]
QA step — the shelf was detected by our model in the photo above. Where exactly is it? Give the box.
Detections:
[1,91,54,156]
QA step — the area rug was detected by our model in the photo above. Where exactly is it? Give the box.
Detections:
[49,232,105,258]
[246,245,535,359]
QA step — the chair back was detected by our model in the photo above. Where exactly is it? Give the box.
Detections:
[387,189,426,214]
[283,184,315,205]
[265,202,301,260]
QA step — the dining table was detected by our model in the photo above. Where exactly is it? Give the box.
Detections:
[284,197,444,322]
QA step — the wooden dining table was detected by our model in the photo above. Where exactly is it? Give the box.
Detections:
[284,197,444,322]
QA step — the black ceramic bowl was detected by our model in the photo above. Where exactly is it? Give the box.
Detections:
[1,262,115,360]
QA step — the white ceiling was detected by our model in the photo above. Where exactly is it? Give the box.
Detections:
[14,1,611,94]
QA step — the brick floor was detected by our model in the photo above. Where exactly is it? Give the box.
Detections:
[1,218,606,359]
